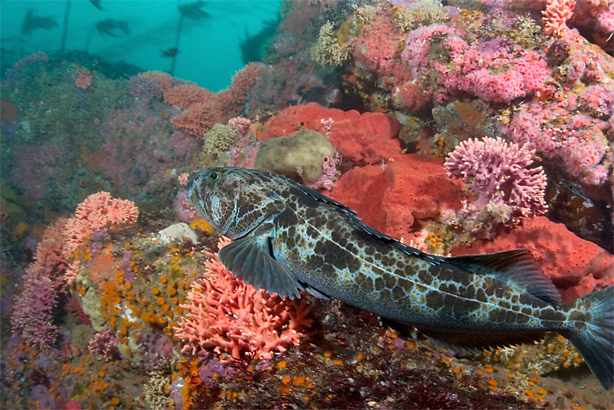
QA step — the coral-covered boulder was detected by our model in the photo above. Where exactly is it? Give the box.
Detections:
[329,154,463,240]
[261,103,402,166]
[450,216,614,303]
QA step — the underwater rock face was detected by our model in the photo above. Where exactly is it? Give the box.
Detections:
[255,129,335,182]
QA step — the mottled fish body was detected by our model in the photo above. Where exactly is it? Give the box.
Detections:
[187,167,614,390]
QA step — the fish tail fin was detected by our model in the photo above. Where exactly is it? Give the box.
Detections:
[564,286,614,391]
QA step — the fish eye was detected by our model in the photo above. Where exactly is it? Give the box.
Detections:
[208,171,221,183]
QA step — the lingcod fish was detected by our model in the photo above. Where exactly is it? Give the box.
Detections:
[187,167,614,390]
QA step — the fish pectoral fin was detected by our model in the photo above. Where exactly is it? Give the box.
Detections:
[418,328,546,354]
[445,249,562,308]
[218,236,304,300]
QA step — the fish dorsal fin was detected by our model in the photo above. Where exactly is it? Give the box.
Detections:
[293,179,445,265]
[294,180,446,265]
[418,328,546,354]
[293,181,361,220]
[445,249,562,308]
[218,235,304,300]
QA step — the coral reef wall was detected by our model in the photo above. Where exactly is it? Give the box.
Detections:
[2,0,613,409]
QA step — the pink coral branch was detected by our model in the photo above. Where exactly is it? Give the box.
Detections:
[88,327,119,361]
[10,267,58,350]
[63,192,138,257]
[174,237,313,360]
[444,137,548,218]
[542,0,576,36]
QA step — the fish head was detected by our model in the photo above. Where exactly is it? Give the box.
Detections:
[187,167,286,239]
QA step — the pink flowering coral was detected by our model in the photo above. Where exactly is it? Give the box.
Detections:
[444,137,548,218]
[504,99,612,185]
[63,192,138,257]
[401,24,551,103]
[174,237,314,361]
[178,172,190,185]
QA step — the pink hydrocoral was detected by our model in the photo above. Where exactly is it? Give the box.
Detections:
[63,192,138,257]
[141,71,173,91]
[164,84,212,110]
[30,218,70,290]
[10,219,75,350]
[75,71,92,89]
[74,192,137,226]
[174,237,314,361]
[64,292,91,325]
[5,51,49,83]
[542,0,576,36]
[171,100,225,137]
[218,64,262,118]
[164,63,262,137]
[88,327,118,361]
[444,137,548,218]
[10,267,58,350]
[62,261,81,291]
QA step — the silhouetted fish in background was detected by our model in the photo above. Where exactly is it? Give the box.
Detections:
[178,0,211,20]
[162,48,180,57]
[95,19,131,37]
[89,0,104,11]
[21,9,58,36]
[187,167,614,391]
[239,17,280,65]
